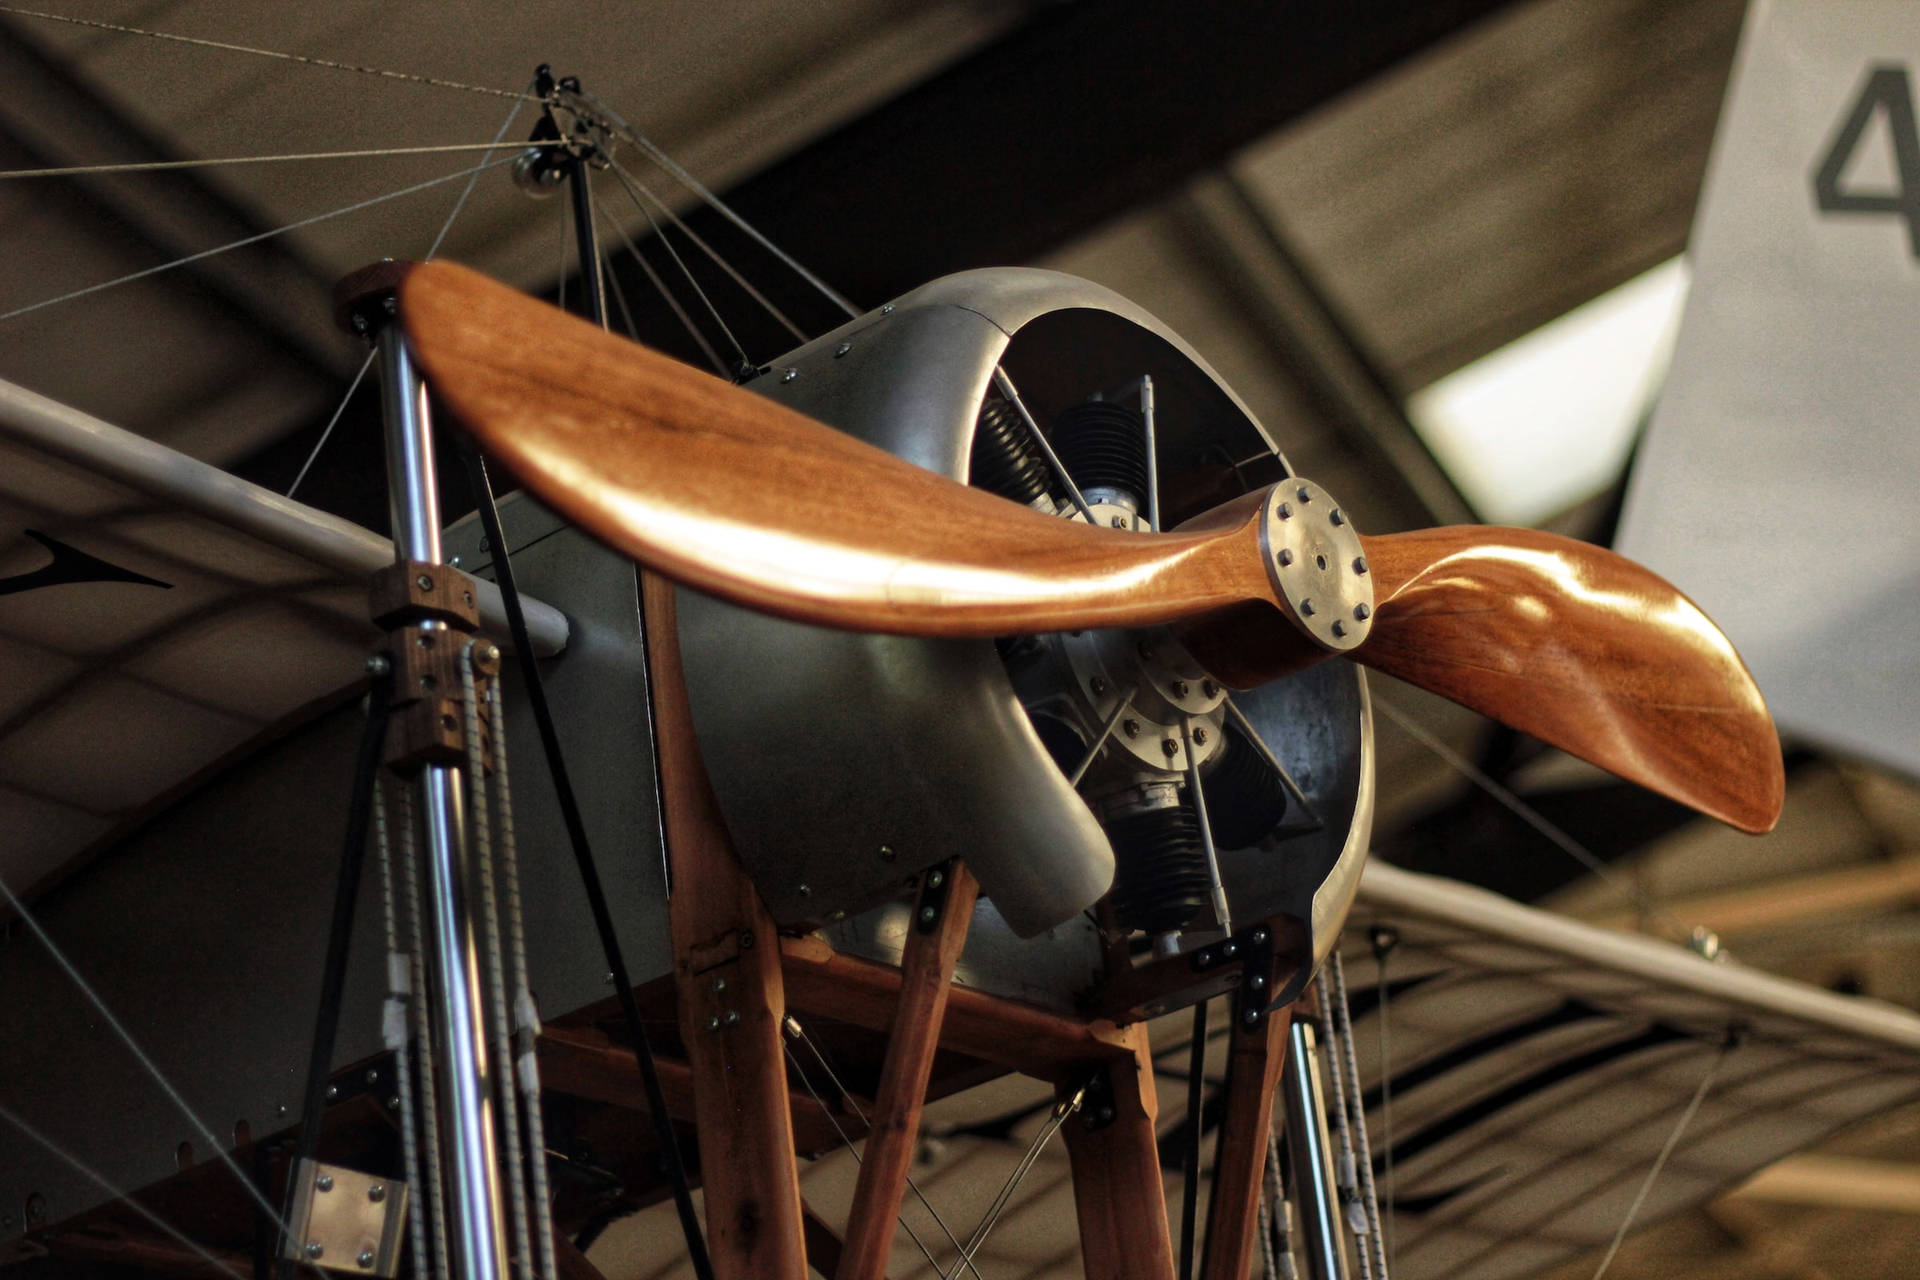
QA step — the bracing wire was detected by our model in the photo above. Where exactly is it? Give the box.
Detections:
[1371,697,1691,940]
[574,89,859,318]
[0,140,559,180]
[0,1100,250,1280]
[1589,1034,1736,1280]
[288,87,529,499]
[594,195,728,376]
[0,875,325,1276]
[604,161,750,373]
[0,6,541,102]
[0,154,520,324]
[605,158,807,343]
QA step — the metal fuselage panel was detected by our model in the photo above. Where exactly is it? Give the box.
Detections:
[678,268,1373,983]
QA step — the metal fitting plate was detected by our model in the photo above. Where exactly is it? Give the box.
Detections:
[282,1158,407,1276]
[1258,479,1374,652]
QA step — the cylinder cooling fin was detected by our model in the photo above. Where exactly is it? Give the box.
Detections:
[1052,400,1150,512]
[1104,797,1210,934]
[1202,723,1291,850]
[969,396,1055,507]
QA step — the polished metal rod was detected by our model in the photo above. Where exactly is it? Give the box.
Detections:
[1285,1019,1352,1280]
[377,320,508,1280]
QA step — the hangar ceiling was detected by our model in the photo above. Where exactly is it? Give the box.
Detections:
[1,0,1916,1277]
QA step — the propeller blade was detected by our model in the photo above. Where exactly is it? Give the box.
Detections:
[1353,526,1784,833]
[396,260,1271,636]
[398,261,1782,833]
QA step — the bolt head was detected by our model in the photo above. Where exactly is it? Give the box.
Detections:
[1332,620,1346,638]
[704,1015,722,1032]
[1123,718,1140,738]
[1161,739,1180,757]
[712,977,727,993]
[1330,508,1345,526]
[365,654,391,678]
[927,869,944,888]
[1354,602,1371,621]
[881,302,895,314]
[316,1174,334,1192]
[1202,680,1218,697]
[359,1251,377,1267]
[1299,598,1316,617]
[1277,548,1294,567]
[835,342,852,357]
[365,1068,379,1084]
[414,574,433,591]
[325,1085,339,1101]
[1221,941,1238,958]
[1244,1009,1262,1026]
[1277,502,1292,520]
[796,883,811,897]
[1193,727,1209,744]
[367,1183,386,1203]
[879,844,896,862]
[1352,556,1369,576]
[1249,974,1266,990]
[919,905,938,924]
[723,1010,741,1026]
[305,1242,324,1260]
[1297,486,1312,503]
[781,367,799,383]
[1171,680,1190,697]
[1091,676,1109,695]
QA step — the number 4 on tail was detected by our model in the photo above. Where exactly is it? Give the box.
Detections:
[1812,64,1920,258]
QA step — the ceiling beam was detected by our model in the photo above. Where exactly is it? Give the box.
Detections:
[1584,854,1920,939]
[1727,1155,1920,1215]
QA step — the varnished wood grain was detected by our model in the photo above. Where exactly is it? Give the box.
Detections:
[648,578,808,1280]
[399,261,1783,832]
[779,933,1135,1075]
[1198,1006,1292,1280]
[1356,526,1784,833]
[398,260,1270,636]
[835,863,979,1280]
[1061,1023,1178,1280]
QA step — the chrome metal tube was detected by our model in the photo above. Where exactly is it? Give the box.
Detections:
[376,320,507,1280]
[1285,1019,1352,1280]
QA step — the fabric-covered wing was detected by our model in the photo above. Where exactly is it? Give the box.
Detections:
[1342,863,1920,1280]
[0,378,566,897]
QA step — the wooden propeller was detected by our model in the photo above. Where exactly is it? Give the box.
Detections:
[396,260,1783,834]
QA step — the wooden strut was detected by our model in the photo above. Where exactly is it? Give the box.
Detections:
[835,861,980,1280]
[645,576,808,1280]
[1062,1022,1179,1280]
[1199,1000,1293,1280]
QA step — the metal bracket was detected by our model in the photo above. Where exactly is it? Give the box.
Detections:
[1078,1065,1118,1132]
[913,861,958,934]
[282,1158,408,1276]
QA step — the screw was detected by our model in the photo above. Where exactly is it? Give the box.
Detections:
[365,1068,379,1084]
[1277,502,1292,520]
[450,554,463,566]
[1171,680,1189,697]
[796,883,811,898]
[1354,603,1371,621]
[1244,1009,1262,1026]
[359,1251,376,1267]
[1203,680,1218,696]
[879,844,896,862]
[478,643,500,663]
[881,302,895,314]
[1161,739,1180,757]
[1249,974,1266,990]
[306,1243,324,1260]
[1221,941,1238,958]
[723,1010,741,1026]
[1300,598,1315,616]
[368,1183,386,1204]
[1193,727,1209,744]
[415,574,433,591]
[326,1085,339,1101]
[1297,486,1312,503]
[388,1096,400,1110]
[919,906,938,925]
[1111,515,1128,528]
[1352,556,1369,576]
[1123,718,1140,738]
[603,971,616,985]
[835,342,852,357]
[1251,927,1269,944]
[1276,548,1294,567]
[365,654,391,678]
[704,1015,722,1032]
[275,1103,288,1118]
[712,977,727,993]
[781,367,799,383]
[1091,675,1110,695]
[1330,508,1345,526]
[927,869,945,888]
[351,312,370,335]
[1332,620,1347,638]
[316,1175,335,1192]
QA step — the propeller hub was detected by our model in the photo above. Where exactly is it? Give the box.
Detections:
[1258,479,1374,653]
